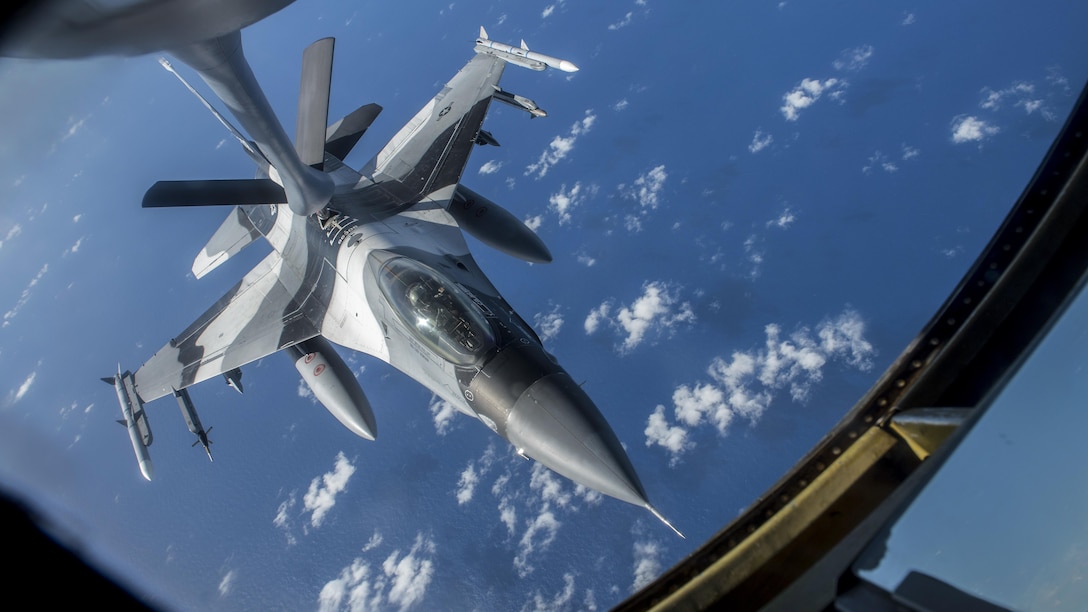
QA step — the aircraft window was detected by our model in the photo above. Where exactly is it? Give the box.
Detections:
[377,257,495,365]
[854,273,1088,611]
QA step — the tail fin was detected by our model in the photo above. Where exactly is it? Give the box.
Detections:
[296,38,335,169]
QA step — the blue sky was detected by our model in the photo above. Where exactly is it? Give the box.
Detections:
[2,0,1087,609]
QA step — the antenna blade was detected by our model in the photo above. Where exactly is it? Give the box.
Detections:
[296,37,335,170]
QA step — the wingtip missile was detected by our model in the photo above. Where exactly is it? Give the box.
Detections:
[109,369,155,481]
[474,31,579,73]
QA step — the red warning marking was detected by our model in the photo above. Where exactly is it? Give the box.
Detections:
[304,353,316,364]
[313,364,326,376]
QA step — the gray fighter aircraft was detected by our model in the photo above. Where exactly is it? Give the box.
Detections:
[105,28,682,537]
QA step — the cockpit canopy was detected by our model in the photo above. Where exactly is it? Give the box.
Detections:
[376,257,496,366]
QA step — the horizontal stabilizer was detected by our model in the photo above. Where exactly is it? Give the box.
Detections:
[143,179,286,208]
[326,103,383,161]
[192,207,263,279]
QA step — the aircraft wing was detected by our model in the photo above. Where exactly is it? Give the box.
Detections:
[366,53,506,198]
[133,249,320,403]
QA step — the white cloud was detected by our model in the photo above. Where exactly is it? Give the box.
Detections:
[318,533,437,612]
[619,165,669,232]
[533,305,564,343]
[273,494,294,529]
[585,281,695,354]
[645,309,875,464]
[1020,99,1044,114]
[644,405,691,465]
[748,130,773,153]
[1046,67,1070,92]
[383,535,437,610]
[318,558,372,612]
[61,113,90,142]
[0,223,22,249]
[429,395,458,435]
[522,573,577,612]
[901,12,916,25]
[498,495,518,536]
[613,281,695,352]
[62,236,84,256]
[950,115,999,144]
[218,569,236,597]
[524,215,543,232]
[273,493,299,545]
[3,263,48,328]
[577,253,597,267]
[542,5,556,18]
[548,182,597,225]
[608,11,634,30]
[514,508,561,577]
[456,463,478,505]
[525,110,596,178]
[862,151,897,174]
[447,446,611,579]
[833,45,874,72]
[865,145,920,173]
[673,382,730,430]
[584,302,610,335]
[11,369,37,404]
[978,81,1057,121]
[478,160,503,175]
[297,379,316,403]
[780,78,843,121]
[530,462,573,509]
[743,234,764,279]
[767,207,796,229]
[623,165,668,209]
[979,82,1035,111]
[613,98,629,111]
[362,530,383,552]
[302,452,356,528]
[632,541,663,591]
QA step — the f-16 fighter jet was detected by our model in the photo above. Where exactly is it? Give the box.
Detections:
[106,27,681,537]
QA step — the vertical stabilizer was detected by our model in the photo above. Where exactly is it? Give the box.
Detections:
[296,38,335,170]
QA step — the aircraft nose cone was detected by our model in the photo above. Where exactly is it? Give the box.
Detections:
[505,372,649,507]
